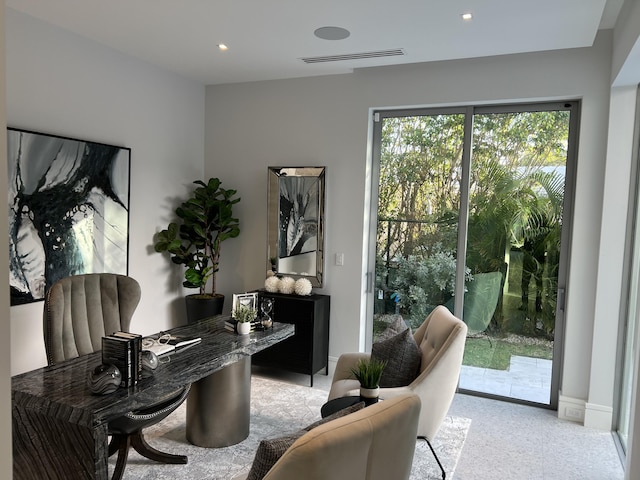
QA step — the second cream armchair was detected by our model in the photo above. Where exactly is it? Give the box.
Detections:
[327,305,467,480]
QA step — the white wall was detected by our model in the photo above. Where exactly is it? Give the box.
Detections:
[205,33,613,411]
[0,2,12,477]
[6,9,206,375]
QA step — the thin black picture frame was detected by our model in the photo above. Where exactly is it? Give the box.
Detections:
[7,127,131,306]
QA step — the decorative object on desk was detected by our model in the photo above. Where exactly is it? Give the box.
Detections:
[232,292,258,314]
[294,277,313,296]
[260,297,274,329]
[264,275,280,293]
[267,166,326,288]
[350,358,387,399]
[279,276,296,294]
[153,177,241,322]
[234,303,258,334]
[8,128,130,306]
[142,333,202,356]
[87,363,122,395]
[141,350,159,377]
[102,334,138,387]
[142,334,175,356]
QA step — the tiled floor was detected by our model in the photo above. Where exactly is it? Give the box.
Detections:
[460,355,552,404]
[450,393,624,479]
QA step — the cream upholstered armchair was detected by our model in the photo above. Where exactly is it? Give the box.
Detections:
[233,393,421,480]
[44,273,190,480]
[328,305,467,480]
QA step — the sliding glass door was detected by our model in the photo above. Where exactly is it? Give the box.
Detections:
[370,102,578,406]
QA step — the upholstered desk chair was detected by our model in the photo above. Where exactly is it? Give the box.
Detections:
[44,273,190,480]
[234,393,421,480]
[327,305,467,480]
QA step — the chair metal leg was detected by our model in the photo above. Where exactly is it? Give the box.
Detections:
[418,435,446,480]
[130,431,188,464]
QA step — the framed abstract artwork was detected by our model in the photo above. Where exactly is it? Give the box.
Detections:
[267,166,325,287]
[7,128,131,305]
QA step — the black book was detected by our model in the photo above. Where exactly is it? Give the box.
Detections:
[112,331,142,384]
[102,335,134,388]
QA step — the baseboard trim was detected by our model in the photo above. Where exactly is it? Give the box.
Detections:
[557,395,613,430]
[584,402,613,430]
[558,394,585,424]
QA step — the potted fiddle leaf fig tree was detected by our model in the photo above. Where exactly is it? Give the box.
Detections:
[154,178,240,322]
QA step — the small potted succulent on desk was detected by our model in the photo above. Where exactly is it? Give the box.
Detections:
[350,358,387,402]
[233,304,257,335]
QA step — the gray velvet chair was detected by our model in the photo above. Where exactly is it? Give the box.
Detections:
[328,305,467,480]
[44,273,190,480]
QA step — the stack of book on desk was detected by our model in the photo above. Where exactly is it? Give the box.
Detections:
[102,331,142,388]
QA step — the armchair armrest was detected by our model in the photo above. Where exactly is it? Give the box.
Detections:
[332,352,371,382]
[328,352,370,401]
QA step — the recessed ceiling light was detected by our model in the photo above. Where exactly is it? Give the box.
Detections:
[461,13,473,21]
[218,44,229,51]
[314,26,351,41]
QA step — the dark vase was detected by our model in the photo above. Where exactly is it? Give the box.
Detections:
[185,294,224,324]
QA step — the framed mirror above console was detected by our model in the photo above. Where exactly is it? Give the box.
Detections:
[267,166,326,287]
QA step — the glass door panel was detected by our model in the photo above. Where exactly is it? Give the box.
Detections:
[371,104,575,406]
[459,110,570,404]
[374,113,465,335]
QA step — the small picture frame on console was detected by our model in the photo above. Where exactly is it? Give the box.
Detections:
[232,292,258,316]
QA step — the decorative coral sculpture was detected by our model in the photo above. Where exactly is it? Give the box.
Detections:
[279,276,296,294]
[264,276,281,293]
[294,278,313,296]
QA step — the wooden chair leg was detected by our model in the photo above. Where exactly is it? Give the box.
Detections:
[111,435,132,480]
[130,431,188,464]
[108,435,122,457]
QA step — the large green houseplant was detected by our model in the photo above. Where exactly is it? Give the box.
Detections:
[154,178,240,321]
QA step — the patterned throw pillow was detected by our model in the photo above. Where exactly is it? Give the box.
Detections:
[246,430,306,480]
[376,315,409,341]
[304,400,365,431]
[371,328,422,388]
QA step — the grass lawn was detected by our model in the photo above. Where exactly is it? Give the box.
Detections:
[463,334,553,370]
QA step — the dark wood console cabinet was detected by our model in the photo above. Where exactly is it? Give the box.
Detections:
[253,291,330,387]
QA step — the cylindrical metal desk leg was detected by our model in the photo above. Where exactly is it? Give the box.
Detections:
[186,356,251,447]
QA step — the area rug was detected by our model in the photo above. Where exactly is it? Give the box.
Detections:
[116,376,471,479]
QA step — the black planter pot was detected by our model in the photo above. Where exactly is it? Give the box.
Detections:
[185,294,224,324]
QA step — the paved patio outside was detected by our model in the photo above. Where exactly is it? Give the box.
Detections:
[459,355,552,404]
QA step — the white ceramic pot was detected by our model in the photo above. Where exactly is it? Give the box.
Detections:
[237,322,251,335]
[359,386,380,399]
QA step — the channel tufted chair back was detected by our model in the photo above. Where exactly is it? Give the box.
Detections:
[44,273,141,365]
[43,273,189,480]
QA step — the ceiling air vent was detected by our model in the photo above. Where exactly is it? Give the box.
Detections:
[301,48,405,64]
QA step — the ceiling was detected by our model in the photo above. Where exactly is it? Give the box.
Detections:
[7,0,625,86]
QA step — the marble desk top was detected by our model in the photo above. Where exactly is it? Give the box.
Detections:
[12,316,294,428]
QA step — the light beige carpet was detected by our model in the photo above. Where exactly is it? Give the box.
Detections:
[117,376,471,479]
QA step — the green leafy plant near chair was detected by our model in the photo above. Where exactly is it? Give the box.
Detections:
[350,358,387,389]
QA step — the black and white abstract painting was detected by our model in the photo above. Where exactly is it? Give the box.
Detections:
[7,128,130,306]
[278,175,319,259]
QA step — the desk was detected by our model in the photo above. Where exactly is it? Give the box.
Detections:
[12,316,294,480]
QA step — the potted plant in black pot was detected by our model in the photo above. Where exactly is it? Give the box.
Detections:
[154,178,240,323]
